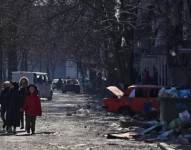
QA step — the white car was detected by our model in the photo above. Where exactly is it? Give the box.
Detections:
[12,71,53,100]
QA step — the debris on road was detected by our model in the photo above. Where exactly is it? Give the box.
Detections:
[76,108,91,117]
[157,142,175,150]
[107,132,138,140]
[140,122,161,136]
[105,86,191,149]
[120,118,158,129]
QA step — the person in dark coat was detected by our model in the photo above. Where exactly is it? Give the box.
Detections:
[6,82,20,133]
[19,77,29,129]
[23,85,42,134]
[0,81,10,129]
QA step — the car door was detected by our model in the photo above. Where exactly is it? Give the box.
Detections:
[129,88,149,112]
[148,88,160,109]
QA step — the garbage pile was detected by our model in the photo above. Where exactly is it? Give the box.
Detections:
[158,87,191,98]
[107,112,191,145]
[106,86,191,147]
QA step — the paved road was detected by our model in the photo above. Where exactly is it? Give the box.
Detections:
[0,91,161,150]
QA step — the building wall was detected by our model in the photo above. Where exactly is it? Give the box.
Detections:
[134,0,191,86]
[139,55,170,86]
[64,60,78,79]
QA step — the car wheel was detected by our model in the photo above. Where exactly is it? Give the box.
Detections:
[75,89,80,94]
[47,91,53,101]
[119,107,133,116]
[48,96,52,101]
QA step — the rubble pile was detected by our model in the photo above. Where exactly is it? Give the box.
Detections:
[106,87,191,148]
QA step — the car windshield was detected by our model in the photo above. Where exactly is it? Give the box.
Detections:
[67,80,78,85]
[34,74,48,83]
[53,79,59,83]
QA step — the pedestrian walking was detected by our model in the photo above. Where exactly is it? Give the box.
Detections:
[19,77,29,129]
[23,85,42,134]
[0,81,10,130]
[6,82,20,134]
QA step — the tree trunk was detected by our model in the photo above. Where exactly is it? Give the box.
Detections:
[20,49,28,71]
[0,38,3,81]
[7,24,18,80]
[8,49,17,80]
[111,0,136,86]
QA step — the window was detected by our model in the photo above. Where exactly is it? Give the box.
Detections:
[129,89,135,98]
[149,89,159,97]
[33,74,48,83]
[135,88,147,97]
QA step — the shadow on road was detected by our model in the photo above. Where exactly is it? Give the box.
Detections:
[0,131,55,136]
[15,131,55,136]
[15,133,31,136]
[35,131,55,135]
[0,130,26,136]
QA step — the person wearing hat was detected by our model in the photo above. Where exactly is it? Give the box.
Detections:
[23,84,42,134]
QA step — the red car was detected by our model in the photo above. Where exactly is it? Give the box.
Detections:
[103,85,161,115]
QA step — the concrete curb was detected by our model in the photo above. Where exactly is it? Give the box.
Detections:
[157,142,176,150]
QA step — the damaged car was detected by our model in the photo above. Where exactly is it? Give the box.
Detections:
[103,85,161,115]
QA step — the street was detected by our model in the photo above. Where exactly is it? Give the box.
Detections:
[0,91,161,150]
[1,1,191,149]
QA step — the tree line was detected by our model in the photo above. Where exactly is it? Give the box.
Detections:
[0,0,191,86]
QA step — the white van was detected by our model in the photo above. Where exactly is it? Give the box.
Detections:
[12,71,53,100]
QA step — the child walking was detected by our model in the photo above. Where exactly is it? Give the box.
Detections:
[23,85,42,134]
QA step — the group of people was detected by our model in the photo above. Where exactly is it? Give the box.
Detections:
[0,77,42,134]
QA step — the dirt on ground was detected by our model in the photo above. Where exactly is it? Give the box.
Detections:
[0,91,161,150]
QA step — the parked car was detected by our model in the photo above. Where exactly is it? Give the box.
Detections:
[51,79,59,90]
[62,79,80,94]
[51,78,64,90]
[12,71,53,100]
[103,85,161,115]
